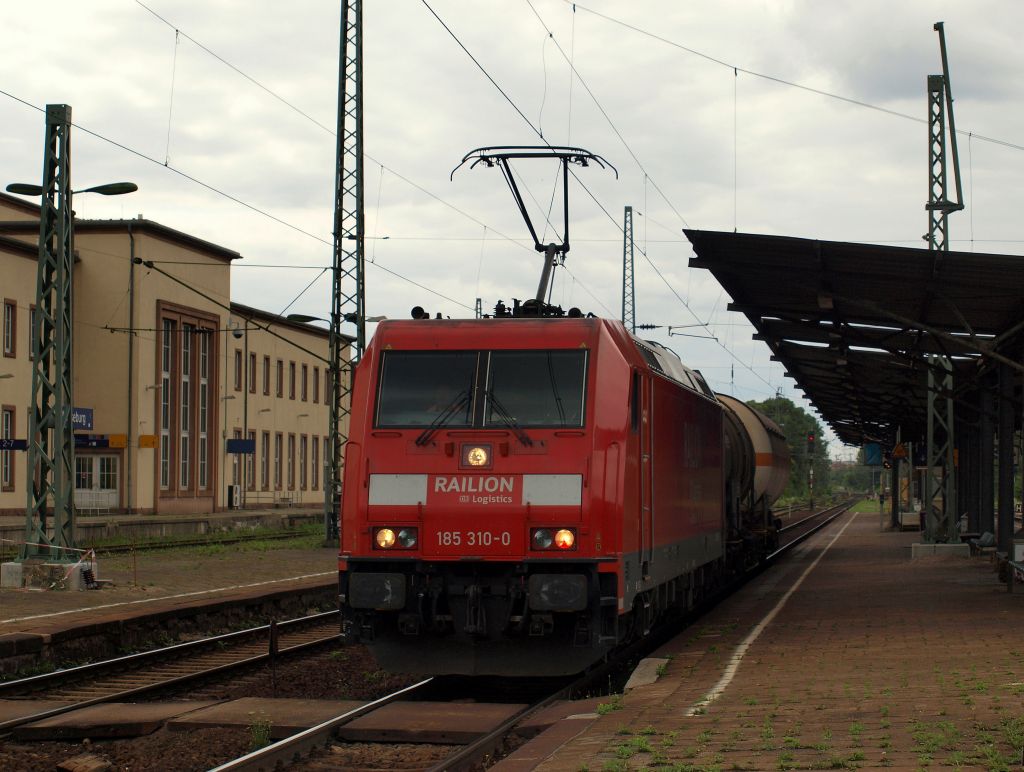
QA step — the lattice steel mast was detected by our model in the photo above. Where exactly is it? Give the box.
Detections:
[622,205,635,334]
[327,0,365,545]
[21,105,76,560]
[923,22,963,543]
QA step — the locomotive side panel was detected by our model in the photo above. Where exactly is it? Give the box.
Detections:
[648,375,724,587]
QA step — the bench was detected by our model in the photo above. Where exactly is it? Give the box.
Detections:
[1006,559,1024,594]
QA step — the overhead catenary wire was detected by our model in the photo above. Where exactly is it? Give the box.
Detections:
[566,1,1024,154]
[0,89,475,314]
[421,0,777,390]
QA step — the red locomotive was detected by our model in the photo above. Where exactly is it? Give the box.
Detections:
[338,314,789,676]
[338,146,788,675]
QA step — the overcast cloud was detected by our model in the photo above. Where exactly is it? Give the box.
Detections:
[3,1,1023,459]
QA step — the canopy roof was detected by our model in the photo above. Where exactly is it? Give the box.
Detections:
[685,230,1024,445]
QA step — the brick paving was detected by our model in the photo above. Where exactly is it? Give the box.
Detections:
[533,512,1024,771]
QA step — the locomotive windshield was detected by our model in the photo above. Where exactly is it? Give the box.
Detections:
[375,349,587,429]
[375,351,477,427]
[485,351,586,428]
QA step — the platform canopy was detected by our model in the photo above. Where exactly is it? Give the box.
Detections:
[685,230,1024,447]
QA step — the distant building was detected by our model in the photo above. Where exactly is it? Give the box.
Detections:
[0,192,350,516]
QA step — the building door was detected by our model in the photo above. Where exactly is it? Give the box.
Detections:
[74,454,120,511]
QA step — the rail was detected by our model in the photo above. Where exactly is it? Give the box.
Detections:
[0,610,340,734]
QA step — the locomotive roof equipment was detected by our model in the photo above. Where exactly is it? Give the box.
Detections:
[452,146,617,316]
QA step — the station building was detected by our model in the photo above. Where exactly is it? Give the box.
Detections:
[0,191,348,517]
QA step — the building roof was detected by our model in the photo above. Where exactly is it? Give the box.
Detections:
[231,302,355,343]
[685,229,1024,446]
[0,193,240,263]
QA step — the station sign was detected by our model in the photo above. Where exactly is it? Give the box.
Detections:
[108,434,128,449]
[71,407,93,431]
[138,434,158,449]
[226,438,256,454]
[0,439,27,451]
[863,443,882,466]
[74,435,108,449]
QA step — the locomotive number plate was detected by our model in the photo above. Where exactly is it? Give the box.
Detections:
[435,530,512,548]
[424,517,524,556]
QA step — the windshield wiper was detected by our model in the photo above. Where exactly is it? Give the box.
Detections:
[415,391,471,447]
[486,390,533,447]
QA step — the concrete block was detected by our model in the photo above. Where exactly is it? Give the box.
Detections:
[912,543,970,558]
[625,657,669,691]
[167,697,364,739]
[57,753,113,772]
[14,701,219,740]
[1,561,23,589]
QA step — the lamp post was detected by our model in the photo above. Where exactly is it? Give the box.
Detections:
[7,103,137,562]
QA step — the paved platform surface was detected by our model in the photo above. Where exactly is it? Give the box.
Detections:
[508,511,1024,771]
[0,544,336,639]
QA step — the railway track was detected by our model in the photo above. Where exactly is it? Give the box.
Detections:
[204,501,859,772]
[0,610,341,735]
[773,497,857,557]
[207,672,593,772]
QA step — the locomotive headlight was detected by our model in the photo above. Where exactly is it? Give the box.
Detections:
[396,527,418,548]
[462,443,491,468]
[373,527,417,550]
[532,528,554,550]
[531,527,577,551]
[374,528,397,549]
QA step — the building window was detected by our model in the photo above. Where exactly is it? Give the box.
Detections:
[262,355,270,395]
[287,433,295,490]
[274,432,282,489]
[301,364,308,402]
[311,435,319,491]
[180,325,193,489]
[323,435,330,490]
[1,406,14,491]
[233,349,242,391]
[198,330,210,489]
[232,429,241,485]
[276,360,284,398]
[313,366,320,404]
[300,434,308,490]
[160,319,174,489]
[248,352,257,393]
[289,362,296,400]
[247,430,256,490]
[157,308,217,498]
[28,305,36,361]
[261,431,270,490]
[325,370,330,405]
[2,300,15,358]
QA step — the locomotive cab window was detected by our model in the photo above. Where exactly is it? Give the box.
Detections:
[376,351,478,427]
[485,350,587,428]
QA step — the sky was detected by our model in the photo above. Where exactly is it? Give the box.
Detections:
[3,1,1024,461]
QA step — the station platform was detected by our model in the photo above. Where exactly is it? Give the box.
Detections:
[501,509,1024,771]
[0,523,337,671]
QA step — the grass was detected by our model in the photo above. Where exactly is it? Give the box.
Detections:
[247,712,273,750]
[597,694,624,715]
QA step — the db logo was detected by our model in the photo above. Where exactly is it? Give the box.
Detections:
[459,495,469,503]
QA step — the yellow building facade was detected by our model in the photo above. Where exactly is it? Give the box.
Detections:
[0,192,348,517]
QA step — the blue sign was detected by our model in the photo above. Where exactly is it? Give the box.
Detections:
[863,443,882,466]
[72,407,93,431]
[74,435,108,449]
[0,439,28,451]
[226,438,256,454]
